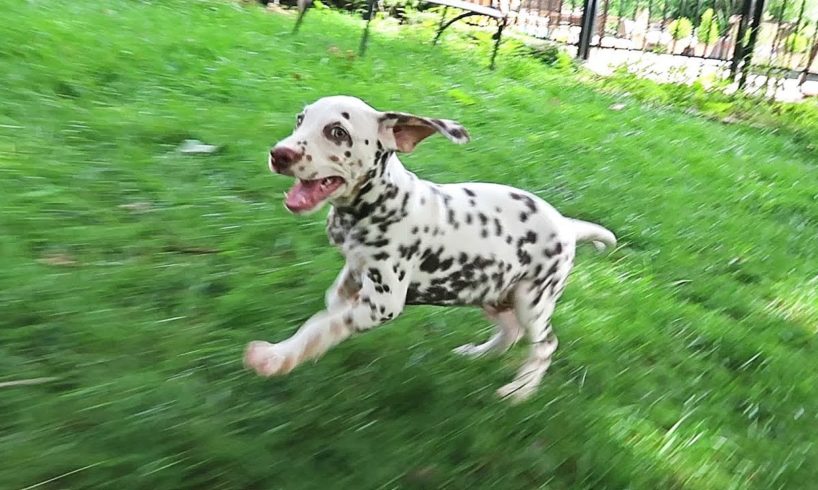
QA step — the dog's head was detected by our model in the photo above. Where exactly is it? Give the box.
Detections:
[269,96,469,214]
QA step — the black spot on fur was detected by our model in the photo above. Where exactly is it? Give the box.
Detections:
[544,241,564,258]
[365,237,390,248]
[447,209,458,228]
[463,188,476,197]
[342,112,350,119]
[398,240,421,260]
[525,231,538,243]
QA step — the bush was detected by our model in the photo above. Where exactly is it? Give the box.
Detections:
[380,0,420,20]
[525,43,577,71]
[668,17,693,41]
[697,8,720,45]
[600,68,818,157]
[526,43,561,64]
[784,32,809,54]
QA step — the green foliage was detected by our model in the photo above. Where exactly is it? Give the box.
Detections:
[601,68,818,154]
[767,0,804,22]
[784,31,810,53]
[525,42,578,70]
[697,8,721,45]
[380,0,420,20]
[669,17,694,40]
[2,1,818,490]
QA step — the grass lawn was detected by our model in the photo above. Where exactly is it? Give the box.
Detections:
[2,1,817,488]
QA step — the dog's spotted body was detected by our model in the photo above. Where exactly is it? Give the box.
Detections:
[244,96,616,401]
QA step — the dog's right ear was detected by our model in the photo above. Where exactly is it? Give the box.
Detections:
[377,112,470,153]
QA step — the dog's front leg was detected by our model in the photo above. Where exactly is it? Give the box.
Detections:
[324,265,361,312]
[244,263,405,377]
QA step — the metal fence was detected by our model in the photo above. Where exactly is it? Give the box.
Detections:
[512,0,818,93]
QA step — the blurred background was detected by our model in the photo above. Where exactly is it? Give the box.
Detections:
[1,0,817,488]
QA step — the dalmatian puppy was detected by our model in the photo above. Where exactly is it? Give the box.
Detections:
[244,95,616,401]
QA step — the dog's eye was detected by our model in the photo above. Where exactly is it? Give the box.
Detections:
[330,126,348,140]
[296,114,304,127]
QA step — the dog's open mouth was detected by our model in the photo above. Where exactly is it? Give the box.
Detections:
[285,177,345,212]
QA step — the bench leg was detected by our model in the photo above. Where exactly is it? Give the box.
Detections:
[292,0,311,34]
[358,0,378,56]
[434,11,481,46]
[433,7,449,46]
[489,18,506,70]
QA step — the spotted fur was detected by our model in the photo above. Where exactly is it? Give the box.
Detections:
[244,96,617,402]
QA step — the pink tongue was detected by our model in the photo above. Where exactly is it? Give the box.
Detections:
[285,180,324,212]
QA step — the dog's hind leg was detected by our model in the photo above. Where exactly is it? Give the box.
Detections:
[452,307,524,358]
[497,278,565,402]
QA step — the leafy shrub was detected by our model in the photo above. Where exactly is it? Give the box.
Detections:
[526,43,561,64]
[600,67,818,157]
[669,17,693,41]
[784,32,809,54]
[697,8,720,45]
[380,0,420,20]
[525,43,577,71]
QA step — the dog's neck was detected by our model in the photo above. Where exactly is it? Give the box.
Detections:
[333,153,417,222]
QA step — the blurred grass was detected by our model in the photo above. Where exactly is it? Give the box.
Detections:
[1,1,817,489]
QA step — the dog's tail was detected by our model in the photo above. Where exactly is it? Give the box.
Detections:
[569,218,616,251]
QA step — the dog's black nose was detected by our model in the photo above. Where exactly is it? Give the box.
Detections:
[270,146,301,170]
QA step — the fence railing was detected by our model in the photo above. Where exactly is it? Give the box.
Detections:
[511,0,818,90]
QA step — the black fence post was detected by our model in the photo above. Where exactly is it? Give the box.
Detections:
[577,0,599,60]
[730,0,755,77]
[800,20,818,87]
[736,0,766,88]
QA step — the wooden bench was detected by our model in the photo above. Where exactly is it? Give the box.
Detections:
[428,0,517,69]
[293,0,518,69]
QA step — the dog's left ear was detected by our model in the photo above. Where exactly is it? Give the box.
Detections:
[377,112,470,153]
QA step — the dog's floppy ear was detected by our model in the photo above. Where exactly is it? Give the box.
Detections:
[377,112,470,153]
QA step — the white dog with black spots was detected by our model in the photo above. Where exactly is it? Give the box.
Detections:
[244,96,616,402]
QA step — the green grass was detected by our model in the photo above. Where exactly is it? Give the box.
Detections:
[2,1,817,489]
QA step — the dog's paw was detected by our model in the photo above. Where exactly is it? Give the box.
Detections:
[244,341,291,377]
[497,380,535,403]
[452,343,486,358]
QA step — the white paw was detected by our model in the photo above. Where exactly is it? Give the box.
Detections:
[243,341,291,377]
[452,343,486,358]
[497,380,536,403]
